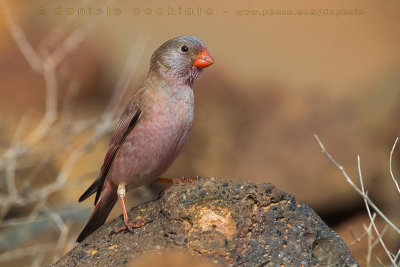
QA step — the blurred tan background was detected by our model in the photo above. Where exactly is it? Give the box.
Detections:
[0,0,399,266]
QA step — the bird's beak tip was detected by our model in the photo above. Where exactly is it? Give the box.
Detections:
[193,49,214,68]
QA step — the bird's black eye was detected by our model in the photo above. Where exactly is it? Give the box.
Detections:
[180,45,189,52]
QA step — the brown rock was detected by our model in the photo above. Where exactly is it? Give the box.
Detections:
[50,177,357,266]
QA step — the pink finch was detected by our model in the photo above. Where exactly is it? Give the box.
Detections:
[77,35,213,242]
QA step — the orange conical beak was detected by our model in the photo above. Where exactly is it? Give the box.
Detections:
[193,49,214,68]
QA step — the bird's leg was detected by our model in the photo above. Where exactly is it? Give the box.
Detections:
[113,183,152,234]
[154,175,201,184]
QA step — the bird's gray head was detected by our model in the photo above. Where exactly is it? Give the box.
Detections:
[149,35,213,87]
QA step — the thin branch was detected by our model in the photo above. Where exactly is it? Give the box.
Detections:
[357,156,396,266]
[4,115,30,193]
[389,137,400,194]
[394,248,400,265]
[348,214,375,246]
[25,65,58,144]
[0,1,148,265]
[1,0,43,73]
[0,207,90,228]
[314,135,400,235]
[0,242,55,262]
[1,0,114,146]
[376,256,385,266]
[365,221,373,267]
[42,206,70,262]
[30,251,46,267]
[0,115,30,219]
[37,0,94,56]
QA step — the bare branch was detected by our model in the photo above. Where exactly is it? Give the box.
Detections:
[37,0,95,56]
[348,214,375,246]
[0,115,31,219]
[48,28,86,68]
[46,0,117,69]
[0,207,89,228]
[1,0,43,73]
[314,135,400,235]
[31,250,46,267]
[389,137,400,194]
[42,206,70,261]
[0,242,55,262]
[394,248,400,265]
[365,221,373,267]
[25,65,58,144]
[357,156,396,265]
[376,256,385,266]
[0,1,149,264]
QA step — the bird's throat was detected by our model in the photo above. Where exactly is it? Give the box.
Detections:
[153,62,202,87]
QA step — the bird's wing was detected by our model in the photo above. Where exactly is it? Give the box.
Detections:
[94,92,143,204]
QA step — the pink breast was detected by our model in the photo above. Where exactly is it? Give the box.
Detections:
[108,88,194,189]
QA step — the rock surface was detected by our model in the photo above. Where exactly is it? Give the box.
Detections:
[51,177,357,266]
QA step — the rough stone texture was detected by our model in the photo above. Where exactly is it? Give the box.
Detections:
[51,177,358,266]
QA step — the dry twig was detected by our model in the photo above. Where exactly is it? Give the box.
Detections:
[358,156,396,266]
[315,135,400,266]
[0,0,149,265]
[389,138,400,194]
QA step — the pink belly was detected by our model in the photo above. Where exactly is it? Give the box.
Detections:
[107,97,194,190]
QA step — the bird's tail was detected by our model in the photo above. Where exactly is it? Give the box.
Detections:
[76,188,117,242]
[78,177,100,203]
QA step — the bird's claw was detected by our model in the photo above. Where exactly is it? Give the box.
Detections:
[111,217,153,235]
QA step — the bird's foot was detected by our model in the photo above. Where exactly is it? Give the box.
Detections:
[112,217,153,235]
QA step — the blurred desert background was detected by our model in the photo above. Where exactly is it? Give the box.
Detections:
[0,0,399,266]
